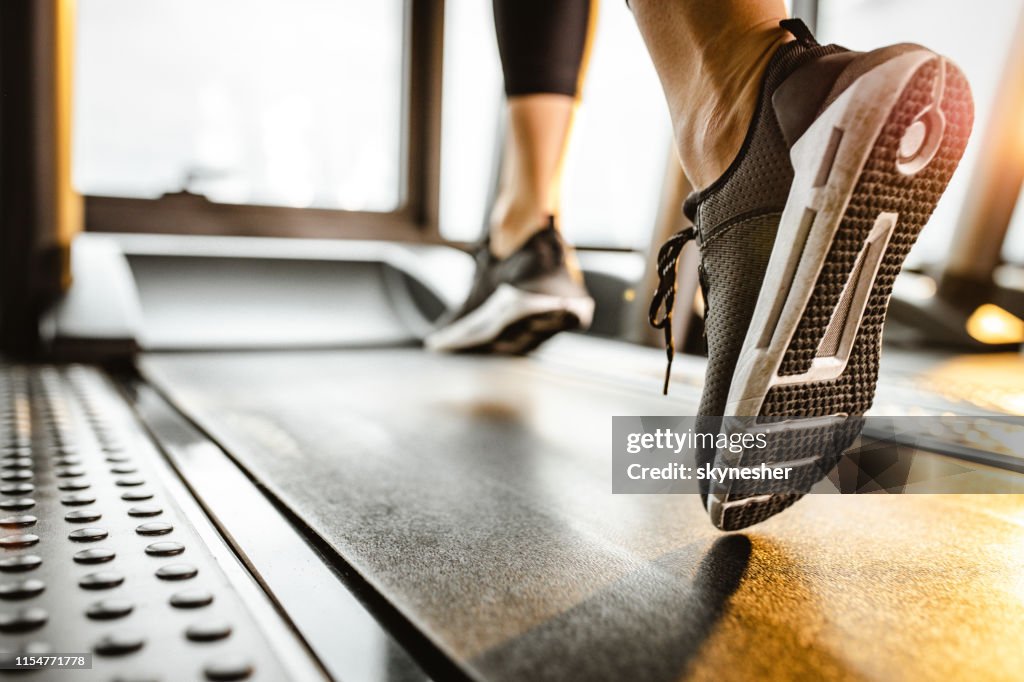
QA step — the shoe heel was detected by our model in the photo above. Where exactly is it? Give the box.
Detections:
[706,415,864,530]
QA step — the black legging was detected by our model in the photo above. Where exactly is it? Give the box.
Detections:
[493,0,597,98]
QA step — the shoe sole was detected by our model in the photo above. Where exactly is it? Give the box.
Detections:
[424,283,595,354]
[709,51,973,530]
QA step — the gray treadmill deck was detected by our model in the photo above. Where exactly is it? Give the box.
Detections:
[140,338,1024,681]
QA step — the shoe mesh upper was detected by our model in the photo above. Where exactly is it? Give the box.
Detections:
[697,214,779,416]
[448,223,585,326]
[687,40,845,417]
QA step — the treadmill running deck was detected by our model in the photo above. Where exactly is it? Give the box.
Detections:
[141,339,1024,682]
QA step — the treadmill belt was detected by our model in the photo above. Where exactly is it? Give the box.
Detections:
[141,339,1024,681]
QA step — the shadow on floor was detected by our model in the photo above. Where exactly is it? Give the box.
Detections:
[470,535,752,682]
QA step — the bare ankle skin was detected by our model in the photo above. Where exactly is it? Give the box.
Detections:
[677,25,792,189]
[630,0,793,189]
[489,193,552,258]
[489,94,575,259]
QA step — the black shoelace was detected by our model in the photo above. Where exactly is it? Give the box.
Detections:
[648,226,700,395]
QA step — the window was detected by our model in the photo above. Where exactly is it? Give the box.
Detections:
[560,1,673,251]
[73,0,406,212]
[437,0,504,243]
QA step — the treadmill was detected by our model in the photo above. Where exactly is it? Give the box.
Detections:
[3,2,1024,681]
[4,232,1024,682]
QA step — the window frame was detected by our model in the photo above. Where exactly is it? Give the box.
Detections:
[83,0,446,243]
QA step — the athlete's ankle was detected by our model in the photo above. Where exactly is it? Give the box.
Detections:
[489,196,554,259]
[674,25,792,189]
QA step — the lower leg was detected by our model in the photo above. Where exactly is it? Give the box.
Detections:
[489,0,595,259]
[490,94,575,258]
[630,0,792,189]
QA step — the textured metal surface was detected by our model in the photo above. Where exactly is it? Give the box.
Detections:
[0,363,315,681]
[141,339,1024,682]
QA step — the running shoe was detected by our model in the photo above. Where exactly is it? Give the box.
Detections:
[650,19,973,530]
[426,217,595,353]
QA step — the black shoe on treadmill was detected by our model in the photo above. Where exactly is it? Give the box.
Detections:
[649,19,973,530]
[426,217,595,354]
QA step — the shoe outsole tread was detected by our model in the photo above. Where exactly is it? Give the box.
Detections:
[459,310,582,355]
[714,57,973,531]
[762,57,973,418]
